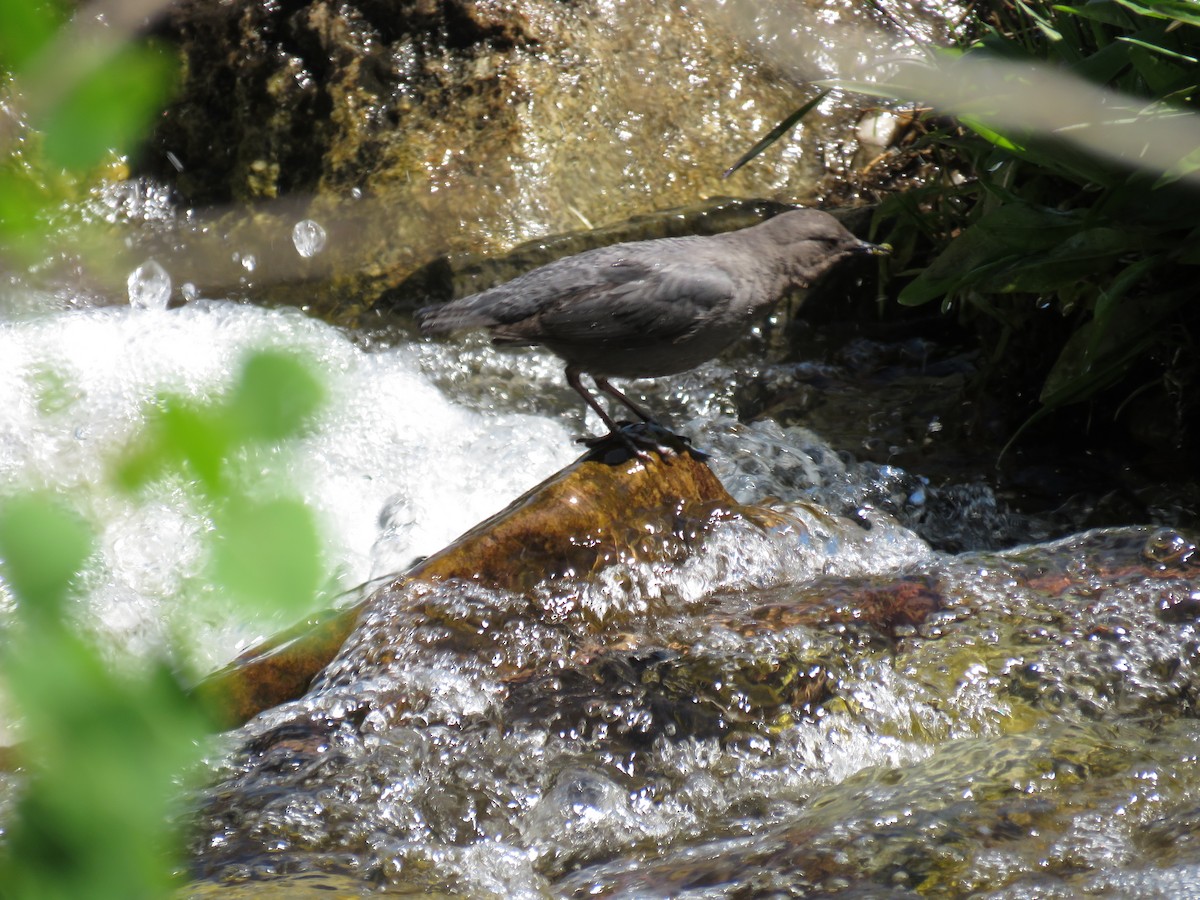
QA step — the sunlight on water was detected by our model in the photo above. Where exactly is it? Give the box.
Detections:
[2,295,1197,899]
[0,299,576,669]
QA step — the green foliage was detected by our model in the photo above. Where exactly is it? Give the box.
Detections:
[737,0,1200,445]
[118,349,326,616]
[0,496,90,625]
[0,1,66,74]
[0,495,207,900]
[1,15,332,893]
[0,0,179,257]
[118,351,324,494]
[0,352,328,899]
[40,43,178,173]
[873,0,1200,439]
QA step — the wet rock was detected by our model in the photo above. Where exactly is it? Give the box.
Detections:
[191,476,1200,894]
[195,444,734,727]
[133,0,932,317]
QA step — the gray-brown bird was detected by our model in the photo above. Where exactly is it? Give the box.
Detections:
[417,208,886,447]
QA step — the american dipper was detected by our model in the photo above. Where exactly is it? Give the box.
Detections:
[417,209,887,447]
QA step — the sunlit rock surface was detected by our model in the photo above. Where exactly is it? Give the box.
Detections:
[197,443,736,726]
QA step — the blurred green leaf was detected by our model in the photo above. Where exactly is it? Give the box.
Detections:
[213,497,322,615]
[0,494,91,617]
[0,166,50,247]
[2,632,208,899]
[116,399,232,494]
[0,0,67,74]
[160,401,234,492]
[118,352,323,495]
[41,42,179,171]
[228,351,324,442]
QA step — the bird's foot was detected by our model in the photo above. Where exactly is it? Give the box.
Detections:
[576,421,708,464]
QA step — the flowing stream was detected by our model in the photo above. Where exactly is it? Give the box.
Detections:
[2,0,1198,890]
[3,269,1199,897]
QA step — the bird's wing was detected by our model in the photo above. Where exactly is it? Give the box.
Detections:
[493,257,737,347]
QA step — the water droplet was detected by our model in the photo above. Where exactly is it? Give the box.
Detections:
[240,254,257,272]
[127,259,171,310]
[292,219,327,258]
[181,282,198,301]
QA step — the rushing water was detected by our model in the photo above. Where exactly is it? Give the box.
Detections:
[3,0,1197,874]
[3,276,1200,896]
[0,298,575,680]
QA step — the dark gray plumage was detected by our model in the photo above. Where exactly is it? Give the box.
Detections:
[417,208,886,440]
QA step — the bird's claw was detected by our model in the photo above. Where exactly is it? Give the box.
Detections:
[576,422,708,464]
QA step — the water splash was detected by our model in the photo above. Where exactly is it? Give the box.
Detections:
[0,300,576,668]
[292,219,327,258]
[126,259,171,310]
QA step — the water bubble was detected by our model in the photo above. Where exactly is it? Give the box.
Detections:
[180,282,199,301]
[240,254,257,273]
[126,259,171,310]
[292,219,327,258]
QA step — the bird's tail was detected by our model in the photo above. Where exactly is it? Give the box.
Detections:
[415,297,498,335]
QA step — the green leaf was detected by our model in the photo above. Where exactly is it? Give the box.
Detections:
[1152,143,1200,187]
[212,497,322,615]
[1040,282,1189,406]
[899,205,1085,305]
[2,634,208,899]
[1068,40,1136,83]
[0,0,67,74]
[160,401,233,492]
[1118,35,1198,63]
[0,166,50,247]
[1053,1,1137,27]
[995,226,1138,292]
[0,494,91,617]
[1017,0,1065,40]
[227,350,324,442]
[723,89,831,178]
[41,42,178,171]
[1126,43,1192,93]
[1109,0,1200,26]
[1090,255,1163,349]
[959,115,1028,152]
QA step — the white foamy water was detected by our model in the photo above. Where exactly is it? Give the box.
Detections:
[0,299,576,669]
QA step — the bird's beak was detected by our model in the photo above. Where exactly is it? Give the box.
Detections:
[861,240,892,257]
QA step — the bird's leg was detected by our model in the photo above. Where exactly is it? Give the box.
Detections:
[564,368,700,462]
[593,376,658,424]
[594,376,704,460]
[566,365,621,434]
[567,366,666,461]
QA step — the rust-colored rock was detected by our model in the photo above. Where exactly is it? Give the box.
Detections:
[194,445,733,728]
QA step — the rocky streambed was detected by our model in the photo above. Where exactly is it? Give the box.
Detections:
[189,441,1200,897]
